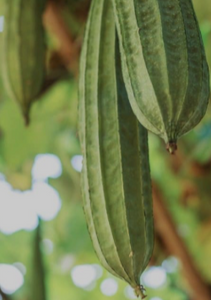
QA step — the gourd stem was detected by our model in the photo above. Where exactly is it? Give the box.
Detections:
[166,142,177,154]
[134,285,147,299]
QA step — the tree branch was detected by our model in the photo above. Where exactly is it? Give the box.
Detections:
[43,0,80,76]
[153,183,211,300]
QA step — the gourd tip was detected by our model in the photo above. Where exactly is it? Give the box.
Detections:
[166,141,177,154]
[24,113,30,127]
[134,285,147,299]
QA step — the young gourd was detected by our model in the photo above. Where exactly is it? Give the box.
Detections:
[112,0,210,153]
[1,0,46,124]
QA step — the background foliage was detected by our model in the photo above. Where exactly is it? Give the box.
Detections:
[0,1,211,300]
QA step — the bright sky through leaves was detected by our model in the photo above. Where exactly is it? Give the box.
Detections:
[0,154,62,234]
[31,182,61,221]
[32,154,62,181]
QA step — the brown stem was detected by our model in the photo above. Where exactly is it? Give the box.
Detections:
[166,141,177,154]
[153,183,211,300]
[43,0,80,76]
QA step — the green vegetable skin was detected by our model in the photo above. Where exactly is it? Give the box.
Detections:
[1,0,46,124]
[112,0,210,153]
[78,0,153,298]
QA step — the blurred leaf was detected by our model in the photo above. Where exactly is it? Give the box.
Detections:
[31,220,47,300]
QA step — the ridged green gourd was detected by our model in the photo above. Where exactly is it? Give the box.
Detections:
[112,0,210,153]
[1,0,46,124]
[78,0,153,298]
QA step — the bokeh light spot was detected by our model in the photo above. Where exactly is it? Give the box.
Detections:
[0,16,4,32]
[93,264,103,279]
[142,267,167,289]
[0,264,24,294]
[71,155,83,172]
[31,182,61,221]
[60,255,75,273]
[13,263,26,276]
[32,154,62,181]
[124,285,137,299]
[0,190,38,234]
[42,239,54,255]
[100,278,118,296]
[162,256,179,273]
[71,264,97,288]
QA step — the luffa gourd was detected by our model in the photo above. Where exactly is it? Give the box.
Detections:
[1,0,46,124]
[112,0,210,153]
[78,0,154,298]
